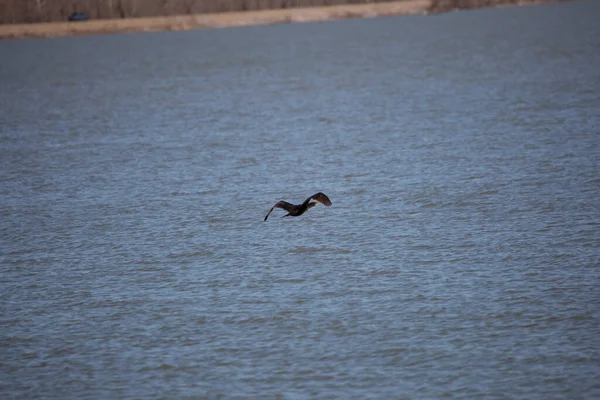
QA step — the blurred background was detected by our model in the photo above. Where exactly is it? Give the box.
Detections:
[1,0,550,24]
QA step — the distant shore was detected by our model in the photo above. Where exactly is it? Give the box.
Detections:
[0,0,567,40]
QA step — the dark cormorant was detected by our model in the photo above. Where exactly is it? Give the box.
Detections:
[264,192,332,221]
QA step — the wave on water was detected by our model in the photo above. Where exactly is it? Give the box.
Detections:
[290,246,352,254]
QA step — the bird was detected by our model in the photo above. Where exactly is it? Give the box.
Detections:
[264,192,332,221]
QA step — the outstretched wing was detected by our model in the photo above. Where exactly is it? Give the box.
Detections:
[309,192,332,207]
[264,201,295,221]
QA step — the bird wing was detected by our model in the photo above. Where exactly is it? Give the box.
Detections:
[264,201,295,221]
[309,192,332,206]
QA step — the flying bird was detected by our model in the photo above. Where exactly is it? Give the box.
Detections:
[264,192,332,221]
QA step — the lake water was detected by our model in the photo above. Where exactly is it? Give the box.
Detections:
[1,0,599,398]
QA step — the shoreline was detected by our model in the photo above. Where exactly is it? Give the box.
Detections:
[0,0,565,40]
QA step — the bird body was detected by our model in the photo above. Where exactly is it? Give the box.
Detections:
[264,192,332,221]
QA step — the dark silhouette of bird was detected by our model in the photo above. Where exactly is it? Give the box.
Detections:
[264,192,332,221]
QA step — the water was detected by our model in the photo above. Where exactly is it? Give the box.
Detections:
[1,1,600,398]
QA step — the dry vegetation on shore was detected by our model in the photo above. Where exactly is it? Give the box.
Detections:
[0,0,567,23]
[0,0,568,39]
[2,0,400,23]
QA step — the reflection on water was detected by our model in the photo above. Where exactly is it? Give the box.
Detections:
[1,0,600,398]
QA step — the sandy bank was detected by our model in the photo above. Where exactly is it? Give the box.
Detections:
[0,0,567,40]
